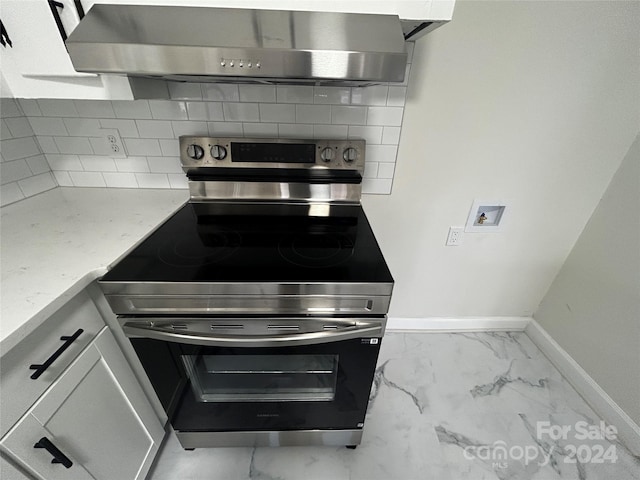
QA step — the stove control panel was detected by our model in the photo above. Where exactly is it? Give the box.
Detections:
[180,136,366,174]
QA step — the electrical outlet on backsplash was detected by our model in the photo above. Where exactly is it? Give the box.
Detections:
[2,43,414,201]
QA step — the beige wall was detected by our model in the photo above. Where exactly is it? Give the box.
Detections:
[534,135,640,424]
[363,1,640,318]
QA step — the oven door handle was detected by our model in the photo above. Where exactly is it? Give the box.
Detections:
[122,323,383,347]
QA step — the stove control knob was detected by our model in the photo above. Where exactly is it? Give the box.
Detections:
[210,144,227,160]
[186,144,204,160]
[320,147,335,163]
[343,147,358,163]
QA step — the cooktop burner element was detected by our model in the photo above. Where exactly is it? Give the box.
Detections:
[279,233,354,268]
[158,227,242,267]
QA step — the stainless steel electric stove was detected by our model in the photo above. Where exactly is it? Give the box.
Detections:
[99,136,393,449]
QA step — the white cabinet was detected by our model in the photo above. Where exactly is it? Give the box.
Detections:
[0,0,132,99]
[0,327,164,480]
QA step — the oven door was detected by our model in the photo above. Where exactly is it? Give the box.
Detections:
[123,317,383,441]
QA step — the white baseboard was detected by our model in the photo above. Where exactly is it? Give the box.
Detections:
[386,316,531,332]
[526,319,640,456]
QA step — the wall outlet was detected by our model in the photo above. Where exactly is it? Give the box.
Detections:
[446,227,464,246]
[100,129,126,158]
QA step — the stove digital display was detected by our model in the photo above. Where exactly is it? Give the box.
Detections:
[231,142,316,163]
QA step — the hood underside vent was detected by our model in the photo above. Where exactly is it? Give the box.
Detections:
[66,4,409,86]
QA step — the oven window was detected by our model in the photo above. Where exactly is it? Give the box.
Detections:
[181,354,339,402]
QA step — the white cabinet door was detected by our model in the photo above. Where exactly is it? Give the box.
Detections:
[0,0,132,99]
[0,327,165,480]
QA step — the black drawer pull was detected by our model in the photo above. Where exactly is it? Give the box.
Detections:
[29,329,83,379]
[34,437,73,468]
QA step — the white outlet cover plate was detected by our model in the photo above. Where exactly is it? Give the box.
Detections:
[465,199,506,233]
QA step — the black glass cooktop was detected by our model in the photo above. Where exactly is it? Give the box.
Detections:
[101,203,393,284]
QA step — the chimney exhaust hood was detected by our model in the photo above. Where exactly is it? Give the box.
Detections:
[66,4,409,88]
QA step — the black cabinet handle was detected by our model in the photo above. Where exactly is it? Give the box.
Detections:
[29,329,83,379]
[74,1,85,20]
[0,20,12,48]
[34,437,73,469]
[48,0,67,42]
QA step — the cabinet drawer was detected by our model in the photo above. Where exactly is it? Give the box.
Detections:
[0,290,104,437]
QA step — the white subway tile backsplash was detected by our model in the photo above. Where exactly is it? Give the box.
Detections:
[17,99,42,117]
[1,137,41,161]
[1,159,32,184]
[239,85,276,103]
[5,117,34,138]
[351,86,389,106]
[313,87,351,105]
[377,162,396,179]
[362,178,393,194]
[363,161,379,179]
[29,117,68,136]
[123,138,162,156]
[69,171,106,187]
[135,173,171,189]
[159,139,181,157]
[53,136,93,155]
[0,99,21,118]
[186,102,224,121]
[331,106,367,125]
[115,157,150,173]
[223,103,259,122]
[63,118,101,137]
[313,125,348,139]
[10,67,409,201]
[52,170,73,186]
[147,156,183,174]
[171,121,209,137]
[112,100,152,119]
[26,155,51,175]
[208,122,243,136]
[135,120,175,139]
[46,154,82,171]
[37,136,59,154]
[382,126,401,145]
[1,182,25,206]
[1,120,10,140]
[99,119,139,137]
[103,172,138,188]
[168,82,203,100]
[366,107,404,126]
[149,101,188,120]
[386,87,407,107]
[259,104,295,123]
[366,145,398,163]
[37,99,78,117]
[74,100,116,118]
[348,126,383,145]
[18,172,56,196]
[278,124,313,138]
[242,123,278,137]
[88,137,113,156]
[79,156,117,172]
[202,84,240,102]
[296,105,331,124]
[168,173,189,189]
[276,86,313,104]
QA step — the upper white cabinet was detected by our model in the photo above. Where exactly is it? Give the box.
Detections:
[0,0,132,99]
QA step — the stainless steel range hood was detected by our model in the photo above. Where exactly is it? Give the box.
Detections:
[66,4,408,89]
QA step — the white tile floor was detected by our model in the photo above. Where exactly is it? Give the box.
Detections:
[148,332,640,480]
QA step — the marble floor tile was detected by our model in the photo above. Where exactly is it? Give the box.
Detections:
[148,332,640,480]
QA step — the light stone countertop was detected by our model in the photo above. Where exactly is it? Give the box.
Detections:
[0,187,189,353]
